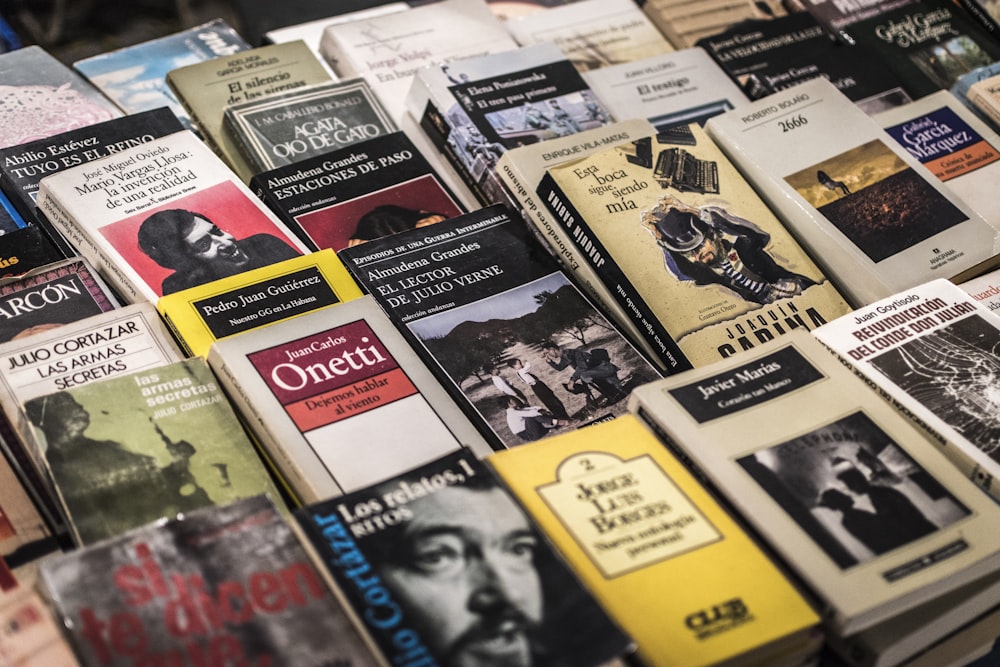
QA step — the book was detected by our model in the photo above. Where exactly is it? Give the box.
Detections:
[0,45,122,151]
[406,41,614,206]
[704,77,1000,307]
[0,451,61,599]
[504,0,674,72]
[800,0,917,43]
[487,0,587,21]
[0,107,185,236]
[0,589,79,666]
[581,47,750,135]
[207,294,495,504]
[0,225,67,282]
[954,0,1000,37]
[0,190,26,235]
[165,40,334,182]
[695,12,914,115]
[488,413,823,667]
[535,121,852,369]
[875,90,1000,232]
[966,73,1000,130]
[72,19,251,136]
[222,78,397,176]
[262,3,411,53]
[812,278,1000,500]
[35,130,310,305]
[958,265,1000,312]
[22,357,284,545]
[903,606,1000,667]
[157,249,362,358]
[338,204,664,449]
[39,495,378,666]
[317,0,518,122]
[845,0,1000,99]
[641,0,789,49]
[250,131,467,253]
[295,450,634,667]
[628,329,1000,636]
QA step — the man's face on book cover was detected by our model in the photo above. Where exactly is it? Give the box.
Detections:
[182,215,249,268]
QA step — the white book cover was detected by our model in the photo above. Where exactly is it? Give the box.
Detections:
[813,278,1000,500]
[264,3,410,57]
[35,130,310,305]
[505,0,674,72]
[628,329,1000,636]
[875,90,1000,234]
[582,46,750,133]
[705,77,1000,307]
[959,266,1000,313]
[207,295,495,504]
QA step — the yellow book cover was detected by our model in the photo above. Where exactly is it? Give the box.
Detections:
[157,249,362,357]
[538,122,851,369]
[489,414,821,667]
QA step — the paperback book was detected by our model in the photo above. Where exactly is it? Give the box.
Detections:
[222,78,397,176]
[965,73,1000,131]
[72,18,250,135]
[489,414,823,667]
[628,330,1000,636]
[0,589,78,665]
[250,131,467,253]
[801,0,916,43]
[813,278,1000,500]
[39,495,378,666]
[0,45,122,151]
[23,357,283,545]
[504,0,674,72]
[166,40,334,182]
[207,295,494,504]
[338,204,663,449]
[959,265,1000,312]
[705,77,1000,306]
[35,130,310,304]
[262,3,410,53]
[641,0,788,48]
[536,122,852,368]
[157,249,362,358]
[875,89,1000,231]
[407,42,615,206]
[296,450,634,667]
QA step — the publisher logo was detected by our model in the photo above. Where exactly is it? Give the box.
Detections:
[684,598,753,640]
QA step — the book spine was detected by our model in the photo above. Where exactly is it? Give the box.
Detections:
[537,172,692,374]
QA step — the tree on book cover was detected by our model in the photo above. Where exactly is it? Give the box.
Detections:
[39,495,376,666]
[251,131,466,253]
[22,358,282,545]
[296,450,633,667]
[338,205,662,449]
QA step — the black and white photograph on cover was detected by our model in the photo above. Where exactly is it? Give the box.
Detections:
[321,451,628,667]
[481,92,610,148]
[407,273,659,445]
[737,411,970,569]
[909,34,995,90]
[784,139,968,263]
[867,313,1000,459]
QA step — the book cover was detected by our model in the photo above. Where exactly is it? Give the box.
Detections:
[536,122,852,368]
[705,77,1000,307]
[296,450,634,667]
[207,294,494,504]
[0,45,122,151]
[875,89,1000,232]
[0,257,119,344]
[72,19,250,135]
[504,0,674,72]
[696,12,914,115]
[39,495,378,666]
[641,0,788,48]
[223,78,397,176]
[813,278,1000,499]
[166,40,334,182]
[489,414,823,667]
[966,73,1000,130]
[157,249,362,358]
[846,0,1000,99]
[407,41,614,206]
[338,204,663,449]
[488,0,586,21]
[0,226,67,282]
[0,589,79,666]
[582,47,750,135]
[35,130,310,304]
[0,107,185,234]
[958,265,1000,312]
[263,3,410,53]
[801,0,917,42]
[23,357,284,545]
[251,131,466,253]
[0,452,60,601]
[0,190,26,234]
[628,330,1000,636]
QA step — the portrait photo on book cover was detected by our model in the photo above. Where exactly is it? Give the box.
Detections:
[867,313,1000,455]
[295,175,463,252]
[340,452,624,667]
[784,139,967,263]
[737,411,970,569]
[406,273,659,445]
[99,181,301,297]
